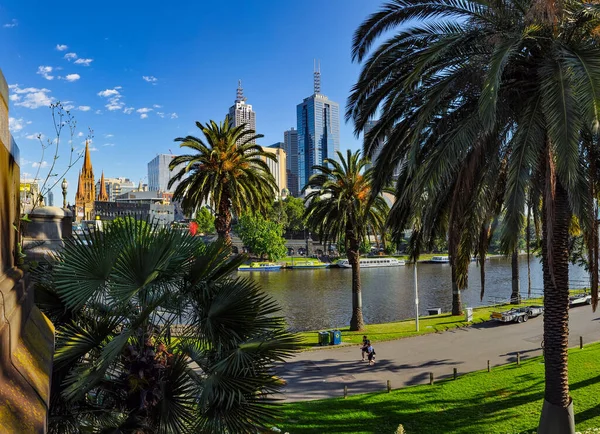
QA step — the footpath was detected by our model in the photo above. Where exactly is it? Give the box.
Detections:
[279,306,600,402]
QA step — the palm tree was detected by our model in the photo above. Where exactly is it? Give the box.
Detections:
[169,117,278,244]
[348,0,600,430]
[35,219,299,433]
[304,150,390,331]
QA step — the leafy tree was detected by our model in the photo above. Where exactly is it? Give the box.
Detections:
[34,219,298,433]
[349,0,600,428]
[283,196,306,233]
[236,213,288,261]
[195,206,216,234]
[169,117,277,244]
[304,150,390,331]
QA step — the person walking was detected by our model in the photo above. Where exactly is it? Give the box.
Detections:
[361,336,369,361]
[367,342,376,365]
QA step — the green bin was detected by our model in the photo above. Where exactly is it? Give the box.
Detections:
[318,331,330,346]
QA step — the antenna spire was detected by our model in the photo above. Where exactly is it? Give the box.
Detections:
[313,59,321,94]
[236,79,246,103]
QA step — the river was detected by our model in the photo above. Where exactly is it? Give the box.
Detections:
[239,256,589,331]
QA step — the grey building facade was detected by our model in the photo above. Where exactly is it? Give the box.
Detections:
[228,80,256,144]
[284,128,299,196]
[148,154,179,192]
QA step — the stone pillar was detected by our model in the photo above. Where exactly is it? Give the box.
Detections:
[0,67,54,433]
[22,206,73,260]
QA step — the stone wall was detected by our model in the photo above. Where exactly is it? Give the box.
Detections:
[0,68,54,433]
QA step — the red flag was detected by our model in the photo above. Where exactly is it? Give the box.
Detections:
[189,221,198,236]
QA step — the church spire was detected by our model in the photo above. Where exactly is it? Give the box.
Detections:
[98,171,108,202]
[83,140,93,175]
[76,170,84,200]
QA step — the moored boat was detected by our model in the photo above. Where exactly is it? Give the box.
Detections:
[337,257,405,268]
[290,260,328,269]
[238,262,282,271]
[426,255,450,264]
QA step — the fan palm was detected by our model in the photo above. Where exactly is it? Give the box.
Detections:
[349,0,600,430]
[304,150,390,331]
[35,219,299,433]
[169,117,278,244]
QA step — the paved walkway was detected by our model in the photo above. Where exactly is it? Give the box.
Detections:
[279,306,600,401]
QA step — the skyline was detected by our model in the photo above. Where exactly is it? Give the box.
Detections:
[1,1,377,203]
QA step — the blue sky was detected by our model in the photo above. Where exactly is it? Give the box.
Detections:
[1,0,377,202]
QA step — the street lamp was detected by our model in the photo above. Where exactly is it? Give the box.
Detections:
[61,178,68,208]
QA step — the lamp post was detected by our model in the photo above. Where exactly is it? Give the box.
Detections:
[61,178,68,208]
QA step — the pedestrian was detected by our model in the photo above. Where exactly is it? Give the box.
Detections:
[361,336,368,361]
[367,342,376,365]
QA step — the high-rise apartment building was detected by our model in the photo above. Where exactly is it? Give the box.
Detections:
[148,154,180,193]
[260,145,287,197]
[296,63,340,194]
[228,80,256,144]
[95,176,137,202]
[283,128,299,196]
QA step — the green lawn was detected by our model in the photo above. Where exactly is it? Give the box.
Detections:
[279,343,600,434]
[297,300,543,349]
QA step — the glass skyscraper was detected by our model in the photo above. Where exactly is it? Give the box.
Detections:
[296,67,340,194]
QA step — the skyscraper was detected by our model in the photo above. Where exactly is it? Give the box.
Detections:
[260,145,287,196]
[228,80,256,144]
[148,154,180,192]
[296,62,340,194]
[284,128,299,196]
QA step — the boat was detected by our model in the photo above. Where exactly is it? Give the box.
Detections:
[427,256,450,263]
[238,262,282,271]
[337,257,405,268]
[290,260,328,269]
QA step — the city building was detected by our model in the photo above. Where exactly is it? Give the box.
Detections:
[94,190,175,227]
[284,128,299,196]
[228,80,256,144]
[95,176,136,202]
[260,145,287,197]
[19,179,40,212]
[148,154,179,192]
[296,62,340,194]
[47,191,54,207]
[75,141,97,221]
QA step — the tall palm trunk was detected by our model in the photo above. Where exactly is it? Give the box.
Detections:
[451,264,463,316]
[347,227,364,331]
[538,176,574,433]
[511,248,521,304]
[216,194,232,245]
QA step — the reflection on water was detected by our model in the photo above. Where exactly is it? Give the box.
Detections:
[240,257,589,331]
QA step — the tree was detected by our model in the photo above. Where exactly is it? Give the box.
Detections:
[283,196,306,233]
[236,213,288,261]
[304,150,390,331]
[35,219,299,433]
[195,206,216,234]
[349,0,600,429]
[168,117,277,244]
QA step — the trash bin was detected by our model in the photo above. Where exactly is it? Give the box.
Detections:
[318,331,330,346]
[465,307,473,322]
[329,330,342,345]
[427,308,442,316]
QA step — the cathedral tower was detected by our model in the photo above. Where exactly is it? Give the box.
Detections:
[75,141,97,221]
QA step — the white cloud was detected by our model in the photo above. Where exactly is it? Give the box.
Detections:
[37,66,54,80]
[103,143,115,147]
[95,109,103,115]
[56,44,68,51]
[3,19,18,28]
[74,58,93,66]
[97,87,120,98]
[123,107,134,114]
[78,105,91,111]
[25,133,42,140]
[153,104,162,108]
[9,93,19,102]
[142,75,158,83]
[77,132,84,137]
[136,107,152,114]
[9,84,53,109]
[8,117,25,132]
[32,161,49,168]
[140,113,148,119]
[89,146,98,152]
[156,112,165,118]
[64,73,80,82]
[98,87,125,111]
[62,102,75,111]
[64,52,77,61]
[105,134,114,138]
[170,112,178,119]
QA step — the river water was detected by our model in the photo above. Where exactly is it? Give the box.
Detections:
[239,257,589,331]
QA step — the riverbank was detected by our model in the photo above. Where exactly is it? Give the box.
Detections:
[278,342,600,433]
[296,298,552,350]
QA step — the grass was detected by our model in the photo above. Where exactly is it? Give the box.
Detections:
[279,343,600,434]
[296,299,543,350]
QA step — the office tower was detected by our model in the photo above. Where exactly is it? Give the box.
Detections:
[296,62,340,194]
[148,154,180,193]
[260,145,287,196]
[228,80,256,144]
[284,128,299,196]
[47,191,54,207]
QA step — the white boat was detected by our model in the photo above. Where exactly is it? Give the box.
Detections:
[337,257,405,268]
[428,256,450,263]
